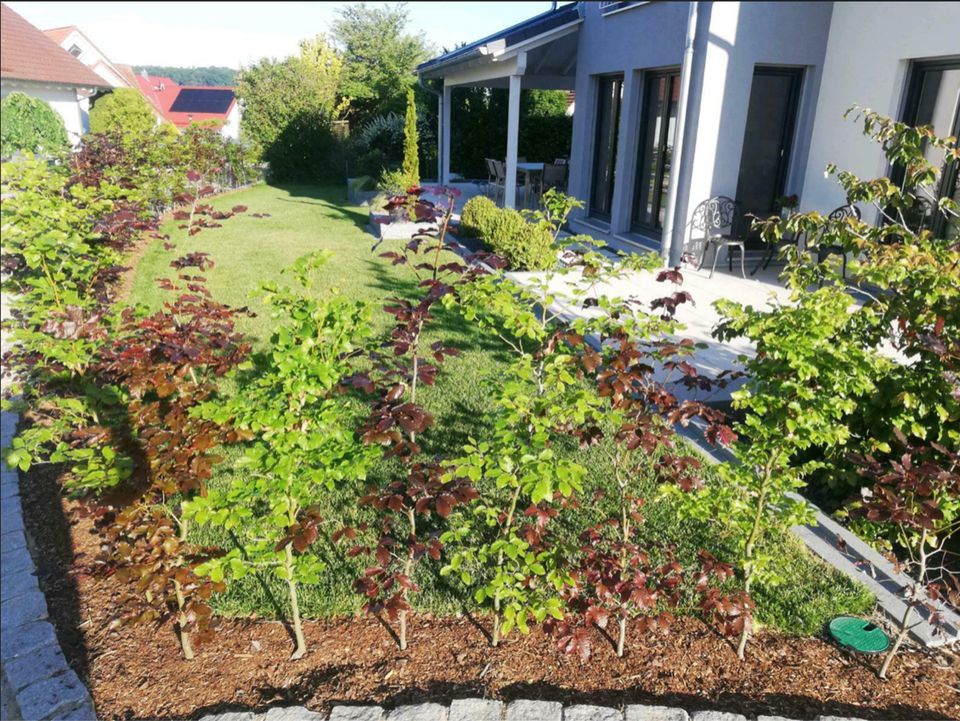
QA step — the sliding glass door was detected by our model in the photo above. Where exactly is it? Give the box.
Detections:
[734,66,803,246]
[900,58,960,239]
[590,75,623,220]
[631,69,680,234]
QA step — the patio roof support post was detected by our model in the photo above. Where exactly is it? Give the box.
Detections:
[505,73,522,209]
[441,83,452,184]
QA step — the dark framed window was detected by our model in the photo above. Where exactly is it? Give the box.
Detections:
[589,75,624,220]
[899,58,960,240]
[734,66,803,246]
[631,69,681,235]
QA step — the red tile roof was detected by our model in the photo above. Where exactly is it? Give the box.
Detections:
[135,74,235,129]
[0,5,107,88]
[42,25,76,46]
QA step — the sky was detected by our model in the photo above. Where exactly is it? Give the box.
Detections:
[8,1,562,69]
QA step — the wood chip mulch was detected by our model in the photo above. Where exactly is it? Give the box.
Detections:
[19,467,960,721]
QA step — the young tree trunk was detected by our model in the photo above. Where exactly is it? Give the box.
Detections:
[617,616,627,658]
[736,571,754,661]
[398,507,417,651]
[284,544,308,660]
[878,606,912,680]
[173,579,194,660]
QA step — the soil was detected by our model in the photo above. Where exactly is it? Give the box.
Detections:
[20,465,960,721]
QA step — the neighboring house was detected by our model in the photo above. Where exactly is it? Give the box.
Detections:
[43,25,130,89]
[136,74,240,139]
[418,1,960,263]
[0,3,110,145]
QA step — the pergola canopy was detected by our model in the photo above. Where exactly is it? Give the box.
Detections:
[417,2,583,207]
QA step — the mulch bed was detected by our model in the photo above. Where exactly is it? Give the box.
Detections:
[20,466,960,721]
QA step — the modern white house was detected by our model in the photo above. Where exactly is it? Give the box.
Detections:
[0,3,110,145]
[418,1,959,264]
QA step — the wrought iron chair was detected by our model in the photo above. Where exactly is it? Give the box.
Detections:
[815,204,861,278]
[541,163,567,194]
[685,196,746,278]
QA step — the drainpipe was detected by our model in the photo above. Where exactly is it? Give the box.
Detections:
[659,1,698,265]
[418,74,443,183]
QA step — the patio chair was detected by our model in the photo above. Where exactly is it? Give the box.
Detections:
[541,163,567,194]
[484,158,498,198]
[492,160,527,206]
[815,204,861,279]
[685,196,746,279]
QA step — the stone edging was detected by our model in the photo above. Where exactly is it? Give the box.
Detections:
[198,702,876,721]
[1,409,97,721]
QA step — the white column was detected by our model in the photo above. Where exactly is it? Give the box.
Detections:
[441,84,452,184]
[505,74,522,209]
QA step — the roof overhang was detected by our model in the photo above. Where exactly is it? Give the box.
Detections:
[418,2,582,89]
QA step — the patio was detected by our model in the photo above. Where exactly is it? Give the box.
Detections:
[418,3,581,209]
[506,255,791,400]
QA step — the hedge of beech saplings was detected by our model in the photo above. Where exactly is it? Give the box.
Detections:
[2,111,957,680]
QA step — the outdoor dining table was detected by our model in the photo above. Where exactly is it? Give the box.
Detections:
[517,161,545,207]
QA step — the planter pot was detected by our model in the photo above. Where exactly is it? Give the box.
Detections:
[369,210,438,240]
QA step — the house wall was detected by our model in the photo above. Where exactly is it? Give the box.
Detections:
[221,104,241,140]
[799,2,960,216]
[567,1,688,228]
[54,30,128,88]
[1,82,88,146]
[567,1,833,264]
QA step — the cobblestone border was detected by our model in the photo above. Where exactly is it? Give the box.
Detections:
[1,409,97,721]
[199,702,875,721]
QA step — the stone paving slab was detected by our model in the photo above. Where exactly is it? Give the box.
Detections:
[506,700,563,721]
[385,703,446,721]
[328,707,386,721]
[449,698,502,721]
[564,704,621,721]
[626,707,690,721]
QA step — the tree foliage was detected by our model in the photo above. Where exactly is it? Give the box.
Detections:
[134,66,236,86]
[89,88,157,137]
[330,2,432,128]
[0,92,69,158]
[709,107,959,671]
[236,35,347,180]
[401,88,419,188]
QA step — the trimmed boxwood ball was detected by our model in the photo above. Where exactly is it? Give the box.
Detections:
[460,195,498,239]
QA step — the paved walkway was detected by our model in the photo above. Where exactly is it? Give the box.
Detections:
[505,258,790,401]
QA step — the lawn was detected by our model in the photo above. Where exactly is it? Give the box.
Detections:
[128,182,873,636]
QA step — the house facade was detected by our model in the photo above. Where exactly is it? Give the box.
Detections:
[43,25,131,90]
[0,3,110,145]
[418,1,959,263]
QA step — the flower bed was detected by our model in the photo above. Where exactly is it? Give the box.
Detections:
[4,112,958,721]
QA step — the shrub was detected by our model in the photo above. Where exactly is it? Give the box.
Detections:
[89,88,157,136]
[460,195,498,238]
[0,92,69,157]
[377,167,411,194]
[488,208,556,271]
[459,197,556,271]
[402,88,419,187]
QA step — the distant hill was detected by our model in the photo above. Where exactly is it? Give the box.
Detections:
[133,66,236,86]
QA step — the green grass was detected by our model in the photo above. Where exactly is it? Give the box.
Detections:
[128,183,873,635]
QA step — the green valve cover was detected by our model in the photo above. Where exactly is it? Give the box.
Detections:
[829,616,890,654]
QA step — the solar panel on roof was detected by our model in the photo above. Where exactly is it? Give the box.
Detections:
[169,88,234,114]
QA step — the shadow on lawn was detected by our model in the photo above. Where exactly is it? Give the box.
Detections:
[273,183,370,232]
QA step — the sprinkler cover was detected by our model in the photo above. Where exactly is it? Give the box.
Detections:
[828,616,890,654]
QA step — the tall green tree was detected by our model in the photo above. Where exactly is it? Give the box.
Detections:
[402,88,419,187]
[236,35,347,179]
[330,2,432,128]
[89,88,157,136]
